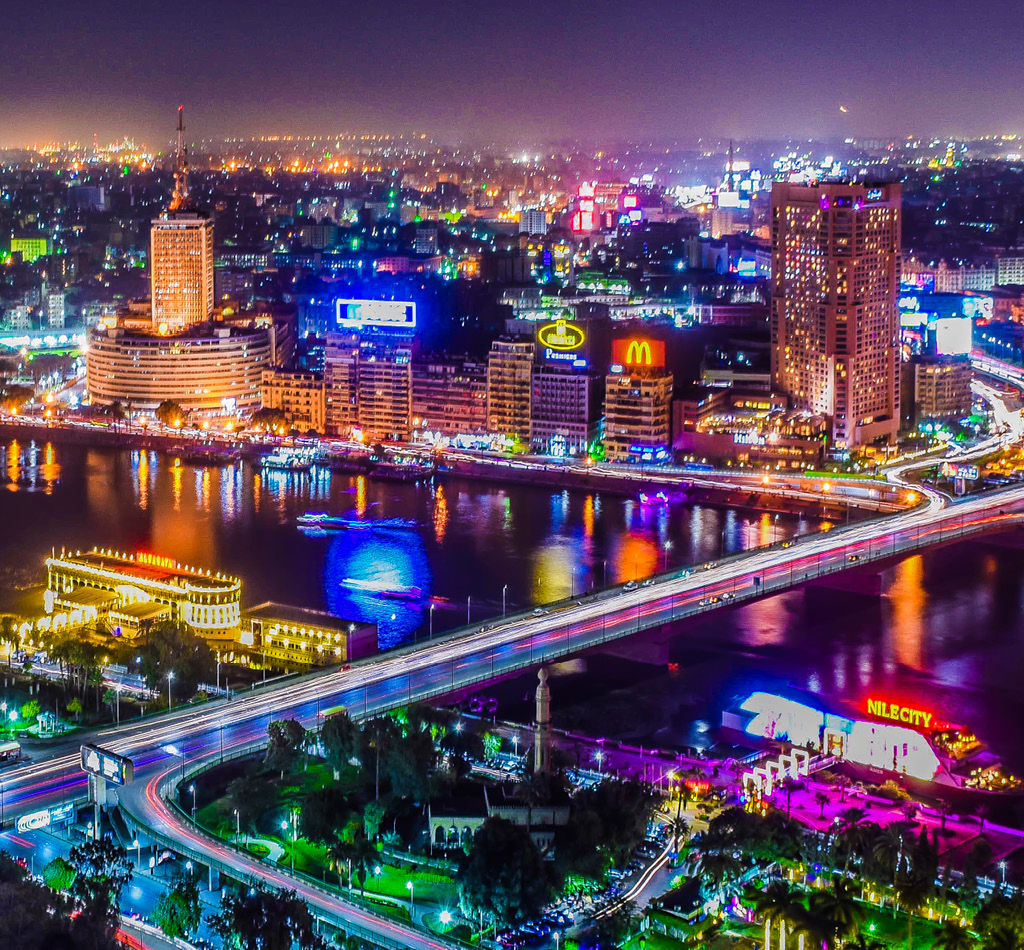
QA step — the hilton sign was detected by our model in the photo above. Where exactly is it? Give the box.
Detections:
[537,320,585,351]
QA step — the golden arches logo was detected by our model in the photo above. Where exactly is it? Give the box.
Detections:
[625,340,653,365]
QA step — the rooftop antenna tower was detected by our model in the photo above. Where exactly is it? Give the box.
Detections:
[169,105,190,212]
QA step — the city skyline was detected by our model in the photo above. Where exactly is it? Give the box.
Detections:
[4,0,1024,145]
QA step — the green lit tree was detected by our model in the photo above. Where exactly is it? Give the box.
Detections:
[153,869,202,939]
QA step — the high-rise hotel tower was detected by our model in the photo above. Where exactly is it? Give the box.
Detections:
[770,181,901,448]
[150,106,214,331]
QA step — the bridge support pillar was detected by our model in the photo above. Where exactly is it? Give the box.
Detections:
[208,865,220,892]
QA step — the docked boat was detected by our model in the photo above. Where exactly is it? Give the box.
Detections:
[343,577,423,601]
[297,512,418,531]
[262,450,314,472]
[721,688,1022,806]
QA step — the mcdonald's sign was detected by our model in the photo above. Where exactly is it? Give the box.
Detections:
[612,337,665,369]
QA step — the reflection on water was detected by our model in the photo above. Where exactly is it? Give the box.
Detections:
[0,439,820,647]
[887,555,926,672]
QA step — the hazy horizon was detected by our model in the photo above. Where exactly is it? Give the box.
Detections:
[3,0,1024,147]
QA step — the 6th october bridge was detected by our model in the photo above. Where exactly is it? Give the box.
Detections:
[1,478,1023,948]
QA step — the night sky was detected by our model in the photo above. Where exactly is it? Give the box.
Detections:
[2,0,1021,145]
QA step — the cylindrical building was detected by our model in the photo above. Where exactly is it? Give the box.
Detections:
[86,323,271,412]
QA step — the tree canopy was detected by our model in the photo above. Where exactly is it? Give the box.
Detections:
[457,817,554,928]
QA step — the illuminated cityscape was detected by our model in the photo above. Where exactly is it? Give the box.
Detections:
[8,4,1024,950]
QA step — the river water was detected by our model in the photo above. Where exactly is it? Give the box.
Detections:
[3,439,1024,776]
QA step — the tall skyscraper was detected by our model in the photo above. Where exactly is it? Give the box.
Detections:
[770,181,901,448]
[151,107,214,331]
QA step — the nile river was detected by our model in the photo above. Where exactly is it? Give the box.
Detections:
[4,439,1024,776]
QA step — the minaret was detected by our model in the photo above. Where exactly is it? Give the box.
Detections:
[169,105,191,212]
[534,667,551,775]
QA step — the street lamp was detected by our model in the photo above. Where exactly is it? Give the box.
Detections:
[114,683,122,724]
[234,808,240,841]
[189,783,196,823]
[373,865,381,892]
[663,540,673,572]
[406,880,415,911]
[132,838,140,868]
[595,750,604,776]
[166,670,174,709]
[439,910,453,927]
[429,603,436,639]
[1000,860,1007,888]
[466,596,471,626]
[502,584,508,618]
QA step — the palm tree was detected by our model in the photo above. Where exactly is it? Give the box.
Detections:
[837,806,867,833]
[753,880,799,950]
[692,850,744,899]
[873,820,915,893]
[666,814,689,854]
[809,877,865,949]
[815,791,830,820]
[789,902,829,950]
[833,775,852,804]
[932,920,979,950]
[894,869,933,949]
[779,776,798,817]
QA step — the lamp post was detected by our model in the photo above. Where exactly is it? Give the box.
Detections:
[216,652,221,693]
[595,750,604,776]
[373,865,381,893]
[406,880,415,912]
[1000,860,1007,889]
[234,808,240,842]
[663,540,673,572]
[132,838,140,868]
[166,671,174,709]
[466,596,471,626]
[189,783,196,823]
[429,603,436,639]
[114,683,121,725]
[502,584,508,618]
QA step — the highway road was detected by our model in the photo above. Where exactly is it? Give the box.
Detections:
[1,473,1023,943]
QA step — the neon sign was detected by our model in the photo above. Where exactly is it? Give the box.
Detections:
[865,699,933,729]
[136,552,178,570]
[612,338,666,368]
[537,320,585,351]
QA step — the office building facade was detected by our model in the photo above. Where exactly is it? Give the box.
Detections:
[261,369,327,433]
[486,339,535,446]
[770,181,901,448]
[411,359,488,439]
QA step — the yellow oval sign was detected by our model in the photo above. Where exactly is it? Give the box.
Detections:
[538,320,586,351]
